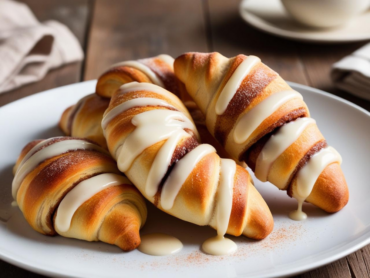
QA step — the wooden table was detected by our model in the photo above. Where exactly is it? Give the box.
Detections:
[1,1,369,277]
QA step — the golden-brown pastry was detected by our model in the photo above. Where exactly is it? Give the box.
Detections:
[174,52,348,217]
[102,81,273,240]
[96,54,231,160]
[59,94,110,148]
[96,54,182,99]
[12,137,147,251]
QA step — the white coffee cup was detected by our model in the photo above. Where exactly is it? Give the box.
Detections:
[281,0,370,28]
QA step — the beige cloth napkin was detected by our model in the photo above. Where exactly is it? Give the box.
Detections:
[0,0,84,93]
[331,43,370,101]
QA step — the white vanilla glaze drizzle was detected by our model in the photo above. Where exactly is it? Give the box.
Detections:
[117,109,196,171]
[202,159,237,256]
[233,90,303,144]
[109,60,164,87]
[215,56,261,115]
[289,202,307,221]
[289,146,342,221]
[12,139,107,199]
[118,81,171,98]
[157,54,175,69]
[216,159,236,237]
[145,130,185,197]
[138,233,183,256]
[16,139,49,170]
[106,81,189,116]
[55,173,130,232]
[161,144,215,210]
[101,98,175,130]
[255,117,316,183]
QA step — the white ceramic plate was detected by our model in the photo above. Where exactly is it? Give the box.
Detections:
[240,0,370,43]
[0,80,369,278]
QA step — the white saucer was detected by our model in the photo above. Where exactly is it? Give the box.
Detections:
[239,0,370,43]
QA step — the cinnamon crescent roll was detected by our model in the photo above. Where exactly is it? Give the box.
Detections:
[102,82,273,240]
[12,137,147,251]
[174,52,349,217]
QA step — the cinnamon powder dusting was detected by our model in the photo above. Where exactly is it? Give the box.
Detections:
[69,222,306,272]
[106,221,306,271]
[235,221,305,257]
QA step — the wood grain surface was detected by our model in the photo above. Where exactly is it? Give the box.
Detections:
[1,0,370,277]
[83,0,208,80]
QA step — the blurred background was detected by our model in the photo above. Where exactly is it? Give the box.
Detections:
[1,0,370,277]
[0,0,370,112]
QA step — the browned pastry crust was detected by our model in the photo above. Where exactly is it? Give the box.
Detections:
[13,137,147,251]
[174,52,349,213]
[13,139,43,174]
[59,94,110,148]
[103,84,273,240]
[96,56,182,99]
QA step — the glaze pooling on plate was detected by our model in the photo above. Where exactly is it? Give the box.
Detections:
[202,236,237,256]
[138,233,183,256]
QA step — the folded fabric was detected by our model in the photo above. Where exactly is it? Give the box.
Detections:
[0,0,84,93]
[332,43,370,101]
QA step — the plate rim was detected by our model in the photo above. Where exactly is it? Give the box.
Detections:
[239,0,370,43]
[0,80,96,111]
[1,80,370,278]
